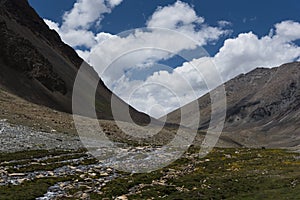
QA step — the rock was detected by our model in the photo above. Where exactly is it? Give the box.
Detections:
[64,185,74,190]
[59,182,66,188]
[9,173,25,176]
[224,154,232,158]
[36,174,44,178]
[73,191,83,198]
[47,171,54,176]
[106,168,113,172]
[80,193,89,199]
[69,166,76,170]
[89,173,96,177]
[84,189,93,193]
[17,178,26,184]
[84,177,92,181]
[80,184,92,189]
[80,174,85,179]
[100,172,109,176]
[115,195,128,200]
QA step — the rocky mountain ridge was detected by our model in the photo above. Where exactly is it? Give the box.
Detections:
[0,0,151,124]
[166,62,300,148]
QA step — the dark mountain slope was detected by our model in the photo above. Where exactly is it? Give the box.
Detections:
[0,0,150,124]
[165,62,300,148]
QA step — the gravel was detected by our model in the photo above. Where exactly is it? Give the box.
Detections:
[0,119,83,153]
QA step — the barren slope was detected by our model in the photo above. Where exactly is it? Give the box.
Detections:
[165,62,300,148]
[0,0,150,124]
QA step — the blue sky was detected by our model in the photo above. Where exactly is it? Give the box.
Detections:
[29,0,300,55]
[28,0,300,117]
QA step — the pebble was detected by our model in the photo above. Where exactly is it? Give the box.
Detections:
[0,120,191,199]
[115,195,128,200]
[80,174,85,179]
[80,193,89,199]
[89,173,96,177]
[9,173,25,176]
[36,174,45,178]
[0,120,83,153]
[100,172,109,176]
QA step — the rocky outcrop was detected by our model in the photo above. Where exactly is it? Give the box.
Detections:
[0,21,67,94]
[1,0,82,67]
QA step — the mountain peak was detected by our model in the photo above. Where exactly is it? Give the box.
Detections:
[165,61,300,148]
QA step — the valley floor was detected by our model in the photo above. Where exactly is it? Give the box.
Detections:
[0,90,300,199]
[0,143,299,199]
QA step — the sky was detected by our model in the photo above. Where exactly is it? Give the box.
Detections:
[29,0,300,118]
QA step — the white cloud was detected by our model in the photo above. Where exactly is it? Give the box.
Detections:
[218,20,232,27]
[76,49,91,61]
[44,0,123,49]
[146,1,204,29]
[95,32,116,44]
[88,29,210,79]
[108,0,123,7]
[45,0,225,118]
[85,1,228,84]
[44,0,300,119]
[213,21,300,80]
[44,19,97,48]
[62,0,109,30]
[105,20,300,118]
[109,57,218,118]
[146,1,227,45]
[44,19,59,32]
[61,29,97,48]
[275,20,300,42]
[69,1,228,118]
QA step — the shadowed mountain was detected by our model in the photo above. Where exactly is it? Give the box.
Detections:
[165,62,300,149]
[0,0,151,124]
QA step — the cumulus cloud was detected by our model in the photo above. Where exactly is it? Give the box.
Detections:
[108,0,123,7]
[43,0,300,118]
[44,0,123,49]
[275,20,300,42]
[62,0,109,30]
[213,21,300,80]
[106,20,300,118]
[85,1,228,85]
[146,1,227,44]
[75,1,230,118]
[44,19,59,32]
[108,56,220,118]
[88,27,221,81]
[147,1,204,29]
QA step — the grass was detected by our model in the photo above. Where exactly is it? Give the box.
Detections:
[2,153,94,176]
[0,149,79,163]
[0,148,299,199]
[94,147,300,199]
[0,177,77,200]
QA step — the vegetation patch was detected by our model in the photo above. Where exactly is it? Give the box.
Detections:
[1,148,299,199]
[95,147,300,199]
[0,177,76,200]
